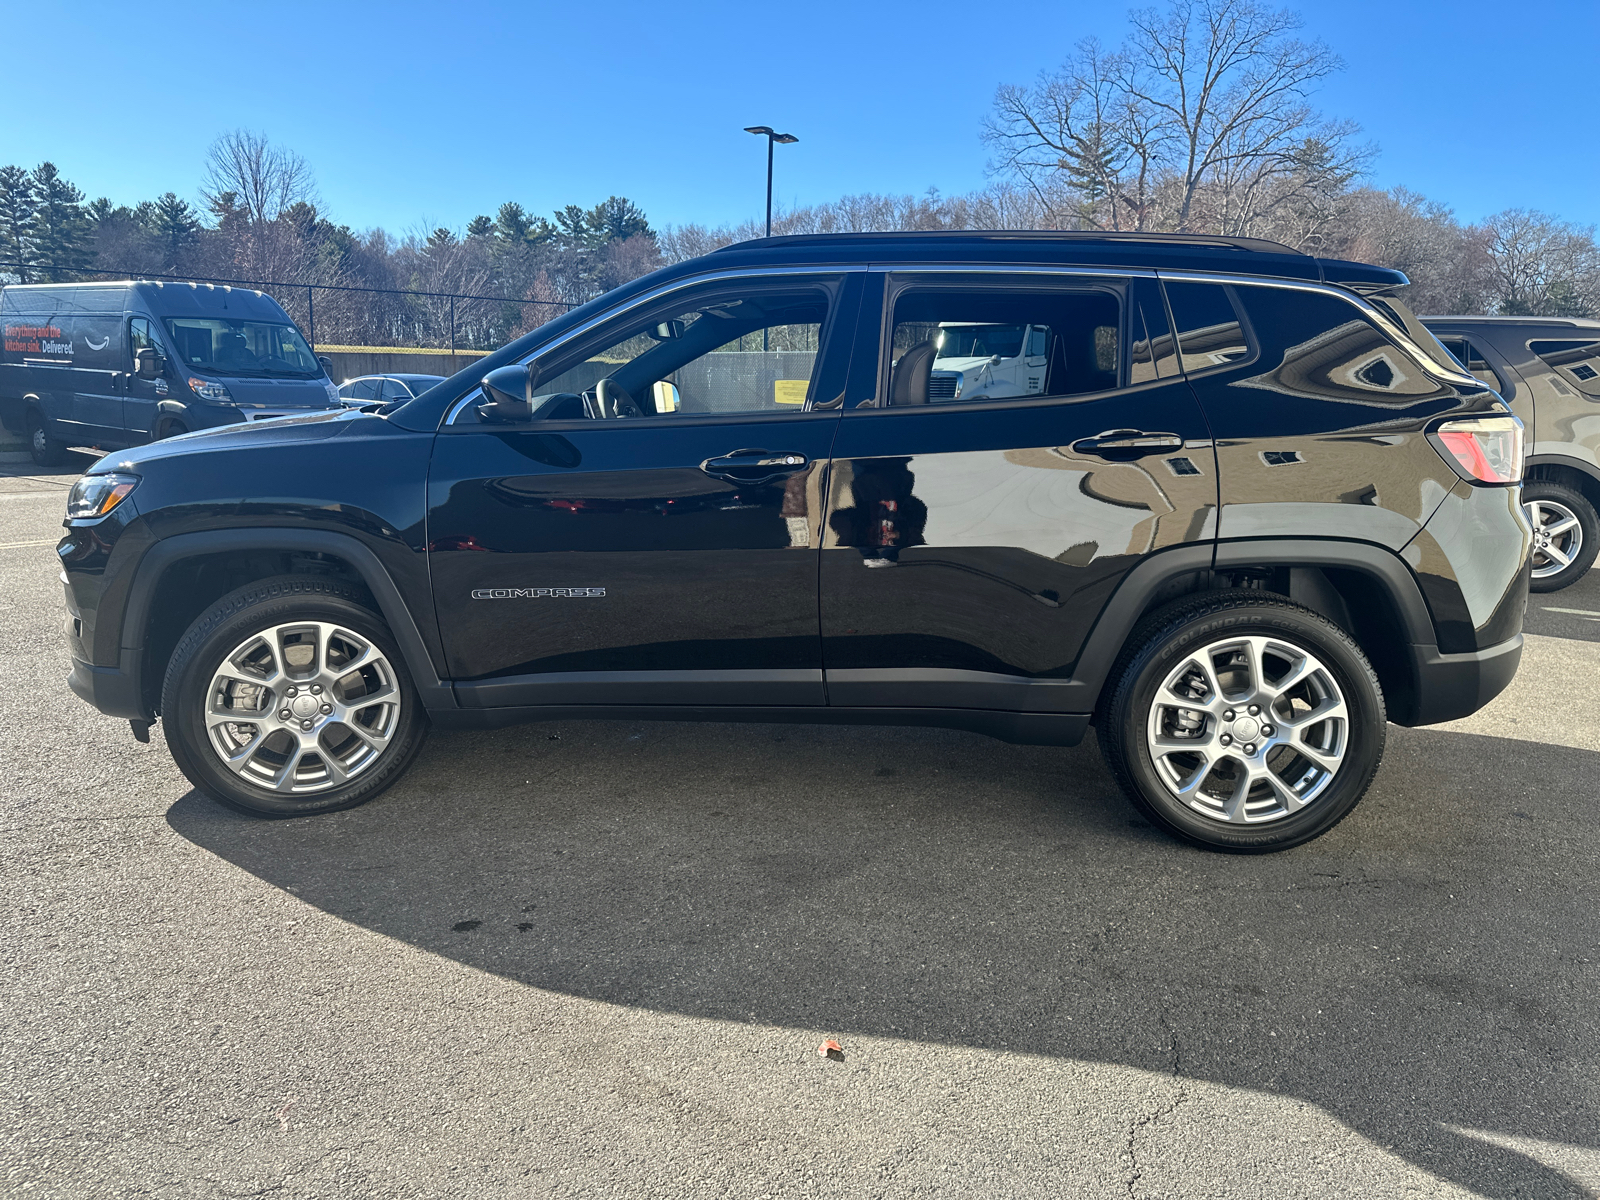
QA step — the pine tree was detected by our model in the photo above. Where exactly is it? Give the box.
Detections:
[147,192,200,267]
[30,162,93,280]
[0,165,37,281]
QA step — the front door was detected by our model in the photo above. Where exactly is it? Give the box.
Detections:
[821,272,1218,713]
[123,316,166,442]
[427,271,863,709]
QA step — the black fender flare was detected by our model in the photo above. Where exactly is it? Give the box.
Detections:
[1069,538,1448,725]
[1526,453,1600,489]
[121,528,453,711]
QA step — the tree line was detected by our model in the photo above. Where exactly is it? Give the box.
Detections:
[1,0,1596,351]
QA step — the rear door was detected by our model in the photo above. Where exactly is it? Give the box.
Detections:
[427,269,863,709]
[820,270,1217,714]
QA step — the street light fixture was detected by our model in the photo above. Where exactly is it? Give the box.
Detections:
[744,125,799,239]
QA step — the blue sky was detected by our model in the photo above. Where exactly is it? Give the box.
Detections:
[5,0,1597,237]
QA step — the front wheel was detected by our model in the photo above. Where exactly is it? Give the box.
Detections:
[1099,592,1386,852]
[1524,480,1598,592]
[161,576,429,817]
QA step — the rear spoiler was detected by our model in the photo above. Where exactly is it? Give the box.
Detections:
[1315,258,1409,295]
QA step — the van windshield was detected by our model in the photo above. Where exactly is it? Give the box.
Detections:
[162,318,321,378]
[936,324,1026,359]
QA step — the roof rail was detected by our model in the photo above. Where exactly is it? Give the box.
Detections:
[714,230,1306,256]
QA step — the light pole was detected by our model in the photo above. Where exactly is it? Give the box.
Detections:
[743,125,798,239]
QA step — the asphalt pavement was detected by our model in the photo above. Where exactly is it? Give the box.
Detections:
[3,454,1598,1199]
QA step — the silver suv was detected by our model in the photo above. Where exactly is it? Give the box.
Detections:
[1424,316,1600,590]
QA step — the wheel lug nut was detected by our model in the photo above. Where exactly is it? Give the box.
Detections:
[1245,743,1257,755]
[1262,725,1274,737]
[311,684,322,694]
[320,704,332,714]
[1248,705,1259,715]
[1224,710,1235,721]
[1220,734,1233,745]
[286,686,297,697]
[301,719,314,730]
[279,709,292,720]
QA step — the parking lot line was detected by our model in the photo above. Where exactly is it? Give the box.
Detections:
[1542,606,1600,619]
[0,539,58,549]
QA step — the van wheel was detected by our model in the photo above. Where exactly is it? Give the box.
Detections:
[27,411,67,466]
[1099,591,1386,853]
[1524,481,1598,592]
[155,420,188,441]
[160,576,429,817]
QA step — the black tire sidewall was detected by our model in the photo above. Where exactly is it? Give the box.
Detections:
[1105,597,1386,852]
[161,579,426,817]
[27,412,64,467]
[1524,480,1599,593]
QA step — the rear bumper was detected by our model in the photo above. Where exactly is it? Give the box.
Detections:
[1401,634,1523,726]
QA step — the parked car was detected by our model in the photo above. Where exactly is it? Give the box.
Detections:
[336,374,446,411]
[1422,316,1600,591]
[0,281,340,465]
[57,231,1530,852]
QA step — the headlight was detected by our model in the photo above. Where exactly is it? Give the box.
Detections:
[188,377,234,404]
[66,472,140,520]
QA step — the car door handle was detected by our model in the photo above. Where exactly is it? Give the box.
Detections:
[1070,429,1185,457]
[700,449,809,483]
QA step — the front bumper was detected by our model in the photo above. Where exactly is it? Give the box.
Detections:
[1401,634,1523,726]
[67,646,149,720]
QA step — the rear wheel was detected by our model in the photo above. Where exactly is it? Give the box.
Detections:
[1100,591,1386,852]
[26,411,66,466]
[1524,480,1598,592]
[161,576,428,817]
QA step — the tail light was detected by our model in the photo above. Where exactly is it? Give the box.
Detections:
[1431,416,1523,485]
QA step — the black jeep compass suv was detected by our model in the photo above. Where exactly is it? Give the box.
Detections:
[58,232,1531,851]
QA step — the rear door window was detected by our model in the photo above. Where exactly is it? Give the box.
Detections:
[1163,282,1251,374]
[883,283,1121,405]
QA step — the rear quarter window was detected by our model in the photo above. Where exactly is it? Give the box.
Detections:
[1529,339,1600,398]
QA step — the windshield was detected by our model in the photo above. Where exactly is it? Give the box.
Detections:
[936,324,1026,359]
[162,317,321,378]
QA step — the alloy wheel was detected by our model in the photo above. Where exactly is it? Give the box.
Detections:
[203,620,402,794]
[1526,498,1584,580]
[1144,634,1348,824]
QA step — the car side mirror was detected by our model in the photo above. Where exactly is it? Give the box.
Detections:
[135,347,165,379]
[478,363,575,423]
[317,355,334,377]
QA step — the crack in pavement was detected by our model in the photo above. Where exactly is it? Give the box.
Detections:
[1123,1011,1190,1197]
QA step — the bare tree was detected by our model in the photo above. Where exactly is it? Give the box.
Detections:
[201,130,317,226]
[1477,210,1600,317]
[985,0,1367,241]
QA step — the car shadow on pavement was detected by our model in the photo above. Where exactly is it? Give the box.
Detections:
[167,718,1600,1198]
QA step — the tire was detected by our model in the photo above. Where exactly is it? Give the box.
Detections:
[1099,591,1386,853]
[26,410,67,467]
[160,576,429,817]
[154,420,188,441]
[1524,480,1598,593]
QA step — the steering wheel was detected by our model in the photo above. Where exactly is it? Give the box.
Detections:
[594,377,642,419]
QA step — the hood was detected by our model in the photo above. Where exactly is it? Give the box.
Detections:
[932,356,998,374]
[212,376,337,408]
[91,409,366,472]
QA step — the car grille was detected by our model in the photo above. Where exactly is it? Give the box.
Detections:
[928,373,959,400]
